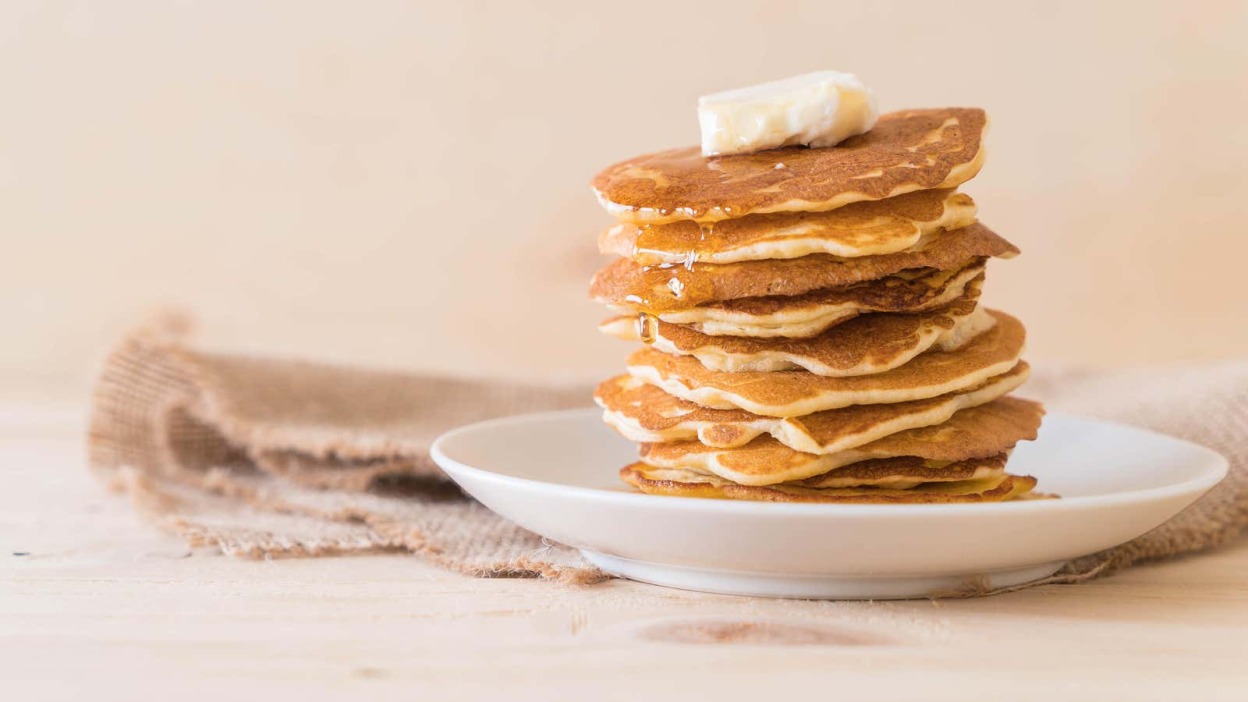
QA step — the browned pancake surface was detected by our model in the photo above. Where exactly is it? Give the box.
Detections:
[620,464,1037,503]
[784,363,1030,450]
[599,190,975,264]
[663,265,986,339]
[604,282,984,376]
[856,395,1044,459]
[640,397,1044,485]
[696,265,981,319]
[593,108,987,223]
[797,455,1007,489]
[596,361,1030,451]
[626,310,1025,416]
[590,223,1016,313]
[660,286,976,363]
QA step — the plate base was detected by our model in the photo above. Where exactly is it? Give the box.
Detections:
[582,551,1065,600]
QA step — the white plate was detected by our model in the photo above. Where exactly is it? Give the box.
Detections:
[430,409,1226,599]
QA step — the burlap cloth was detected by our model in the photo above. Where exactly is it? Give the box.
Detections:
[87,317,1248,594]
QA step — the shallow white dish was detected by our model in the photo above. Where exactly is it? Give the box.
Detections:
[431,409,1226,599]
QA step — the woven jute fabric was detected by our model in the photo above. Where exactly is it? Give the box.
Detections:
[87,318,1248,594]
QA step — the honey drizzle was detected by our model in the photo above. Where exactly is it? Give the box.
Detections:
[622,219,726,313]
[633,220,725,265]
[624,260,717,314]
[635,312,658,344]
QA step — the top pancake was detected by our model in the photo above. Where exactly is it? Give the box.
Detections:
[590,222,1017,313]
[599,189,978,265]
[592,108,988,223]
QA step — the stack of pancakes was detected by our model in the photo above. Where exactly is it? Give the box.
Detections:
[588,108,1048,503]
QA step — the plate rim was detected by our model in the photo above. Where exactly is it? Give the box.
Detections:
[430,407,1228,516]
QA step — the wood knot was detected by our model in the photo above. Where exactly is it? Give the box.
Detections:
[638,618,891,646]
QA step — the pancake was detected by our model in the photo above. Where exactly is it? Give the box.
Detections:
[597,361,1030,452]
[589,223,1017,314]
[631,453,1006,491]
[600,286,994,376]
[639,396,1045,485]
[593,108,988,223]
[620,464,1037,503]
[659,264,986,338]
[797,455,1005,489]
[599,190,978,265]
[627,310,1025,417]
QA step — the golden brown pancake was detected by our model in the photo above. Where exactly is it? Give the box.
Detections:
[600,284,993,376]
[599,190,978,265]
[797,455,1006,489]
[660,265,986,338]
[593,108,988,223]
[596,361,1030,452]
[620,464,1037,503]
[589,223,1017,313]
[640,397,1044,485]
[627,310,1025,417]
[631,454,1007,491]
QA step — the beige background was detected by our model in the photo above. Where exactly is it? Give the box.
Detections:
[4,0,1246,399]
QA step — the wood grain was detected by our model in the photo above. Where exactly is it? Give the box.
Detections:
[3,405,1246,700]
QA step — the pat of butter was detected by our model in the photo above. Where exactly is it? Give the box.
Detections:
[697,71,879,157]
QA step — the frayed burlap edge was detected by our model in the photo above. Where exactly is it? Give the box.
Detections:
[88,314,605,585]
[88,315,1247,597]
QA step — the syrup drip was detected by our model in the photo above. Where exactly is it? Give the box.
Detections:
[635,313,658,344]
[624,261,717,314]
[633,220,725,266]
[625,221,723,313]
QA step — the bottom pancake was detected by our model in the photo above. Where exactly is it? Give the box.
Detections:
[796,454,1006,489]
[620,462,1038,503]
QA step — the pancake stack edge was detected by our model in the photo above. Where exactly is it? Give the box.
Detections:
[587,108,1053,504]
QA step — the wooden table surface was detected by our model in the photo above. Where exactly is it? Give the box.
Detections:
[3,404,1247,701]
